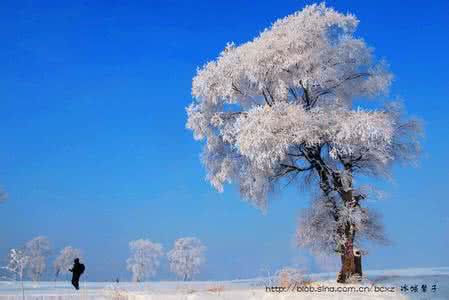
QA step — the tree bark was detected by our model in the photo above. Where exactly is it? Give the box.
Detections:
[337,241,363,283]
[354,249,363,277]
[305,148,364,283]
[335,169,363,284]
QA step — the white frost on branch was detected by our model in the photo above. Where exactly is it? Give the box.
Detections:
[167,237,206,281]
[126,239,163,282]
[224,103,402,170]
[296,195,387,255]
[53,246,83,278]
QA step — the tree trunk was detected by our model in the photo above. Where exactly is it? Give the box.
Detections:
[337,242,362,283]
[20,274,25,300]
[309,150,364,283]
[354,248,362,277]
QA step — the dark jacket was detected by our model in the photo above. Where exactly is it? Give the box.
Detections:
[70,261,85,278]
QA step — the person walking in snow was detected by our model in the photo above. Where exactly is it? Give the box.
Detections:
[69,258,85,290]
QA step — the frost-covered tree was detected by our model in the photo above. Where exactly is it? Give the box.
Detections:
[167,237,206,281]
[25,236,51,282]
[53,246,83,279]
[3,249,29,281]
[3,249,29,299]
[126,239,163,282]
[186,3,421,283]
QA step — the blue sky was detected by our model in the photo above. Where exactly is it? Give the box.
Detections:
[0,0,448,281]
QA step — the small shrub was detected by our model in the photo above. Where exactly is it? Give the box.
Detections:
[275,267,306,287]
[207,285,224,293]
[103,284,129,300]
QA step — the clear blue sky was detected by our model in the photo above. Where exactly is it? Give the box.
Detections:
[0,0,448,281]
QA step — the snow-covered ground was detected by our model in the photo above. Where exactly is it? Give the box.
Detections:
[1,267,448,299]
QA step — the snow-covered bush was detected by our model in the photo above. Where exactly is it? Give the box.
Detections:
[276,267,306,287]
[102,284,130,300]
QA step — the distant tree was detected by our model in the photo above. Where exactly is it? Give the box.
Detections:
[3,249,29,280]
[126,239,163,282]
[167,237,205,281]
[0,189,7,203]
[53,246,83,279]
[3,248,29,299]
[186,3,421,283]
[25,236,51,282]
